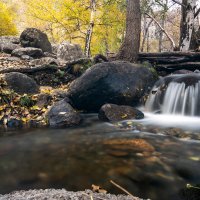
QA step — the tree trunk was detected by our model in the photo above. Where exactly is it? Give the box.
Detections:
[141,16,153,52]
[179,0,197,51]
[159,17,165,52]
[147,31,150,52]
[116,0,141,62]
[85,0,96,57]
[190,27,200,50]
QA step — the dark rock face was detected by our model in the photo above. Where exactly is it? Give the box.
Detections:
[4,72,39,94]
[99,104,144,122]
[11,47,44,58]
[20,28,52,53]
[67,61,157,112]
[7,119,23,129]
[47,99,81,128]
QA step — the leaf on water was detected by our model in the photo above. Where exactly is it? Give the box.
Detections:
[91,184,107,194]
[121,114,128,118]
[189,156,200,161]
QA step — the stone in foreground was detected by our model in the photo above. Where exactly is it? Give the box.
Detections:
[4,72,39,94]
[20,28,52,53]
[47,99,81,128]
[0,189,144,200]
[99,104,144,122]
[67,61,157,112]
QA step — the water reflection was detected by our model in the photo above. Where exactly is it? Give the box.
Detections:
[0,116,199,200]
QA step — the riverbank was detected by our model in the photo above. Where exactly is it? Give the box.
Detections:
[0,189,144,200]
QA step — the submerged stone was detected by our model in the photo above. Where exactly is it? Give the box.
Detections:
[47,99,81,128]
[99,103,144,122]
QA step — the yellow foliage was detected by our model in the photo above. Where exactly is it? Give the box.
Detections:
[0,1,18,36]
[22,0,126,55]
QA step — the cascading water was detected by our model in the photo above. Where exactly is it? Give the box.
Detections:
[146,74,200,116]
[137,73,200,131]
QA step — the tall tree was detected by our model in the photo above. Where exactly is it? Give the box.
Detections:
[116,0,141,62]
[85,0,96,57]
[179,0,197,51]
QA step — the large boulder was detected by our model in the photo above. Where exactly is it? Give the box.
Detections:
[4,72,39,94]
[67,61,157,112]
[99,104,144,122]
[57,42,84,61]
[47,99,81,128]
[11,47,44,58]
[20,28,52,53]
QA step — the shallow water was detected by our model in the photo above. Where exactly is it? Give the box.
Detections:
[136,112,200,131]
[0,115,200,200]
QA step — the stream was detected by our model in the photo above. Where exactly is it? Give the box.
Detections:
[0,114,199,200]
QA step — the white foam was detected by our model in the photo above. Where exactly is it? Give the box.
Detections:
[136,112,200,131]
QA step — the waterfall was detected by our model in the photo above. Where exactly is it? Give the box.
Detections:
[146,81,200,116]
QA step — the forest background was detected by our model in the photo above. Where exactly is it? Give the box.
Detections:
[0,0,200,56]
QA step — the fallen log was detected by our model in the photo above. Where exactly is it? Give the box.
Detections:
[139,52,200,57]
[138,56,192,64]
[0,58,91,74]
[156,62,200,72]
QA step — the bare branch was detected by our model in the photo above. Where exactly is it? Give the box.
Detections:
[195,8,200,18]
[171,0,186,7]
[145,13,176,49]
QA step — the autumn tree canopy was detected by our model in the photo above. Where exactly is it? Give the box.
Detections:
[1,0,200,54]
[0,1,18,36]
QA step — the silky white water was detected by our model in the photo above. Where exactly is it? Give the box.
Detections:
[136,112,200,131]
[146,81,200,116]
[140,79,200,131]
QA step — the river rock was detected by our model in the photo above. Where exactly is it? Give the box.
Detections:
[4,72,39,94]
[67,61,157,112]
[11,47,44,58]
[99,104,144,122]
[20,28,52,53]
[47,99,81,128]
[57,42,84,61]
